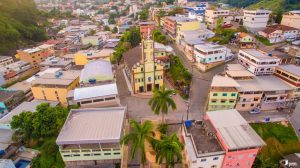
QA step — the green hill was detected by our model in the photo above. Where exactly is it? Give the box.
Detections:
[0,0,47,55]
[248,0,300,12]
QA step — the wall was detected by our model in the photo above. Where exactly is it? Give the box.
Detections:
[208,90,238,111]
[235,93,263,111]
[31,78,79,107]
[281,14,300,30]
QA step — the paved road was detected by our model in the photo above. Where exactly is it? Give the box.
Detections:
[171,44,234,119]
[116,65,187,122]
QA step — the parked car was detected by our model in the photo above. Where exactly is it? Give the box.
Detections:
[249,108,261,114]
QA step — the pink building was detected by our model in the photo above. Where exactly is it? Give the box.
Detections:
[205,109,265,168]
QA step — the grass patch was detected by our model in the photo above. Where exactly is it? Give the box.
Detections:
[251,122,300,167]
[255,35,272,46]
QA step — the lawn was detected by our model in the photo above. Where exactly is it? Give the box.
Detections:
[251,122,300,168]
[255,35,272,46]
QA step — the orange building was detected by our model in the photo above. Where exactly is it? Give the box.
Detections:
[15,44,54,68]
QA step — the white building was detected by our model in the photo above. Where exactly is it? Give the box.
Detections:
[178,27,215,44]
[67,83,120,108]
[182,120,225,168]
[205,9,233,28]
[281,10,300,30]
[194,43,232,64]
[243,9,271,32]
[0,56,14,68]
[238,49,280,76]
[258,25,299,43]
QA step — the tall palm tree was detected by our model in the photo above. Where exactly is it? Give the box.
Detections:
[152,133,184,168]
[120,120,155,167]
[148,86,176,122]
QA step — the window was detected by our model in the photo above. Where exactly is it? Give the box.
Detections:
[141,68,143,72]
[83,154,91,156]
[254,98,259,101]
[215,57,218,60]
[114,152,121,155]
[213,93,218,96]
[251,104,254,107]
[105,97,115,101]
[242,104,245,107]
[231,93,236,96]
[221,100,226,103]
[213,157,219,160]
[73,154,80,157]
[94,153,101,156]
[104,153,111,155]
[93,99,104,102]
[211,100,217,103]
[219,56,222,59]
[222,93,227,96]
[200,158,206,162]
[81,100,92,104]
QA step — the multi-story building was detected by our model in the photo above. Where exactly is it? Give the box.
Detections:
[0,60,32,81]
[182,120,225,168]
[164,16,200,40]
[177,27,215,44]
[281,10,300,30]
[205,9,233,29]
[81,36,103,46]
[68,83,119,108]
[124,32,164,94]
[31,69,80,107]
[275,65,300,99]
[56,107,126,167]
[238,49,280,76]
[8,81,33,101]
[206,109,265,168]
[16,44,54,68]
[40,56,73,70]
[258,25,299,43]
[0,56,14,67]
[236,32,256,49]
[236,76,294,111]
[243,9,271,32]
[194,43,226,64]
[0,89,24,117]
[208,75,240,111]
[74,49,114,65]
[180,39,204,62]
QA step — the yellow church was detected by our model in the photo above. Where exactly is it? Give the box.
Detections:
[123,29,164,94]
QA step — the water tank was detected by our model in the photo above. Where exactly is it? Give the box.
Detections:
[185,120,192,128]
[88,78,96,84]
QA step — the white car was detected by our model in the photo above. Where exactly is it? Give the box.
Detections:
[249,108,261,114]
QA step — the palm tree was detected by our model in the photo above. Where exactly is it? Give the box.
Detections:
[148,86,176,122]
[152,133,184,168]
[120,120,155,167]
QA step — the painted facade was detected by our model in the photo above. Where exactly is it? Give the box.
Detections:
[243,9,271,32]
[132,37,164,93]
[208,76,239,111]
[281,10,300,30]
[238,49,280,76]
[31,71,80,107]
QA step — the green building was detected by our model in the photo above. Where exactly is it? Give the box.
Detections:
[207,75,240,111]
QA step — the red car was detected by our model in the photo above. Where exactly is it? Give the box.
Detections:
[222,24,233,28]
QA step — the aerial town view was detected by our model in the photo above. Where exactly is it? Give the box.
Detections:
[0,0,300,167]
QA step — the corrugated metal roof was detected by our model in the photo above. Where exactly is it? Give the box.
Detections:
[207,109,265,150]
[56,107,126,145]
[74,83,118,101]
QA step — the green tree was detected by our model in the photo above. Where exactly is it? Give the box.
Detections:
[112,27,118,33]
[148,86,176,122]
[104,26,110,31]
[152,133,184,168]
[108,13,116,24]
[120,120,155,166]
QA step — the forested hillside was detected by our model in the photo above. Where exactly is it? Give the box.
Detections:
[0,0,47,55]
[220,0,300,12]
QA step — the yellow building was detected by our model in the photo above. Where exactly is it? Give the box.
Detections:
[31,70,80,107]
[74,49,115,66]
[123,33,164,94]
[15,44,54,68]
